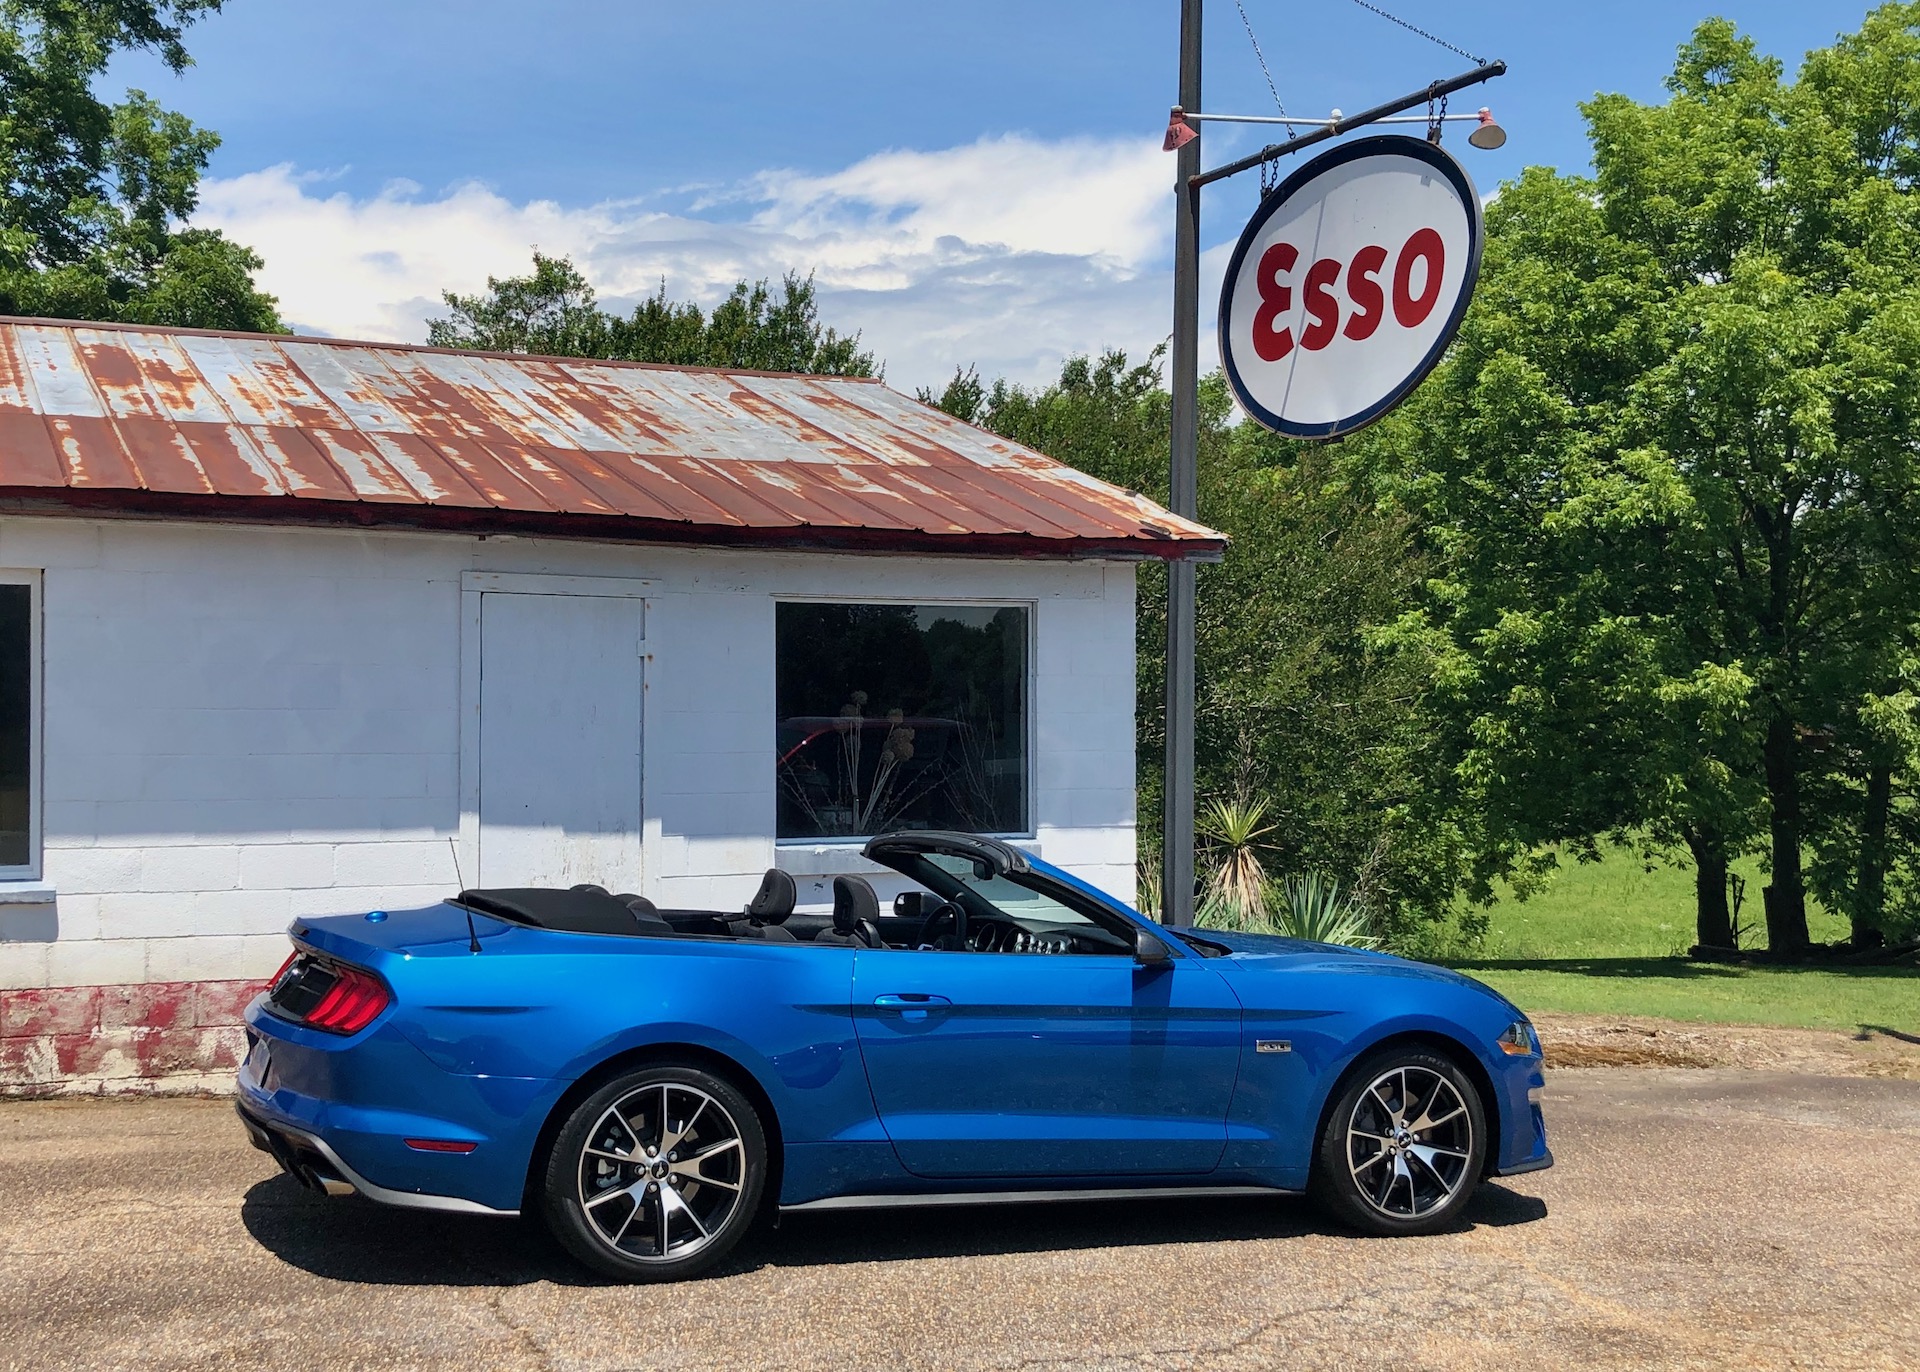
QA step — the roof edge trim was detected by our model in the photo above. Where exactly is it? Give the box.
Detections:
[0,488,1229,563]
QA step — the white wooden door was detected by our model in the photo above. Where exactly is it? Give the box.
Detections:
[477,591,644,890]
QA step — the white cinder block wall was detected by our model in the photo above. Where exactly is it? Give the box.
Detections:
[0,515,1139,992]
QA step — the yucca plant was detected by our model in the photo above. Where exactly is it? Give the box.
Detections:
[1133,850,1162,921]
[1271,871,1379,948]
[1198,795,1276,925]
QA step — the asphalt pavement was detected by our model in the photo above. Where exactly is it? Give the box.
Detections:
[2,1068,1915,1371]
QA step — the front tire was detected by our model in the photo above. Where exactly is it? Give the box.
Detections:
[1310,1047,1486,1236]
[542,1062,768,1282]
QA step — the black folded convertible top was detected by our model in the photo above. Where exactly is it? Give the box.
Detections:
[455,887,646,936]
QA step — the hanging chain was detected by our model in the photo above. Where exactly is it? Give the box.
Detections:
[1347,0,1486,66]
[1234,0,1297,140]
[1426,90,1449,144]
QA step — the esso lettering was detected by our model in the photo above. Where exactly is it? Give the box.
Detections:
[1250,227,1446,362]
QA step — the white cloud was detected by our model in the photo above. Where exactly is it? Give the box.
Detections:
[191,134,1185,391]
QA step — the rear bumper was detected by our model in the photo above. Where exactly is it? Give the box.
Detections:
[237,1101,519,1216]
[238,997,558,1214]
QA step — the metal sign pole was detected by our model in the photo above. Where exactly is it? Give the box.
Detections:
[1158,18,1502,925]
[1162,0,1203,928]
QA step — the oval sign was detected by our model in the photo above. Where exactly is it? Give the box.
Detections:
[1219,135,1482,440]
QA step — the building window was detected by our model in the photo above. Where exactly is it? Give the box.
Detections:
[0,575,37,876]
[776,602,1030,841]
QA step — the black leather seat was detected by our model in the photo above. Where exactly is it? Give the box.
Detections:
[725,868,800,942]
[813,875,886,948]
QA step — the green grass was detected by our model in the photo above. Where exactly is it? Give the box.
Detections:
[1432,854,1918,1034]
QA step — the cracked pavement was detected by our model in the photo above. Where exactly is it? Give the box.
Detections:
[2,1069,1916,1371]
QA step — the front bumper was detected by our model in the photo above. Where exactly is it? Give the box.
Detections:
[1490,1055,1552,1176]
[1495,1146,1555,1177]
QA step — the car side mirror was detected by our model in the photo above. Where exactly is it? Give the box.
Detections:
[893,891,931,921]
[1134,928,1173,968]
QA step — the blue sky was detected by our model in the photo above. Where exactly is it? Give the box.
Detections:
[113,1,1884,388]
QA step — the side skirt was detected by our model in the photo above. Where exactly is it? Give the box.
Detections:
[782,1184,1298,1214]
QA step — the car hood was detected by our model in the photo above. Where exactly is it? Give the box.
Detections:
[1185,928,1524,1013]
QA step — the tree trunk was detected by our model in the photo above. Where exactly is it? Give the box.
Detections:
[1852,760,1892,951]
[1687,830,1735,949]
[1761,710,1812,951]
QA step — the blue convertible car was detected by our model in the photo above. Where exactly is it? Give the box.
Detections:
[236,831,1550,1281]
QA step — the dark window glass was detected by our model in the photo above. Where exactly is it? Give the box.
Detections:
[0,585,30,867]
[776,603,1029,840]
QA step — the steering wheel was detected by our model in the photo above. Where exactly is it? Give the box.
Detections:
[917,900,965,950]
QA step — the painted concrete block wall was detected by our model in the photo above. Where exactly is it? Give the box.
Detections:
[0,517,1140,1043]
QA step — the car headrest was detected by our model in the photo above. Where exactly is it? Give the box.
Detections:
[832,875,880,934]
[746,868,798,924]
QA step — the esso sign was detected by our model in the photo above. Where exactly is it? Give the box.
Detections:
[1219,136,1482,440]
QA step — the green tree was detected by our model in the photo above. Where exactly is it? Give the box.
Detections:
[0,0,282,330]
[1352,8,1920,950]
[428,251,876,376]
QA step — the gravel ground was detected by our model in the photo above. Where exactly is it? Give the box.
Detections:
[2,1069,1916,1372]
[1534,1014,1920,1076]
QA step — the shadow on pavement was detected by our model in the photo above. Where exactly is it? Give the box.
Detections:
[240,1175,598,1287]
[242,1174,1547,1286]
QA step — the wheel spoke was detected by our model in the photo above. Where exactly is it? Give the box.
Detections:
[585,1146,634,1164]
[1351,1149,1390,1176]
[1406,1146,1461,1204]
[585,1179,641,1210]
[660,1095,707,1157]
[609,1194,643,1247]
[1369,1081,1400,1124]
[1373,1152,1399,1208]
[1411,1102,1465,1134]
[605,1111,642,1153]
[670,1131,742,1188]
[661,1181,709,1238]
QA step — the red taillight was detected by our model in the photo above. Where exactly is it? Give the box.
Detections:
[303,964,390,1034]
[268,950,299,988]
[404,1138,478,1153]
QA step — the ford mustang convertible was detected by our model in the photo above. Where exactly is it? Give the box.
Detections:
[235,831,1550,1281]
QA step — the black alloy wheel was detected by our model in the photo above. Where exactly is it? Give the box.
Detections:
[1310,1046,1487,1236]
[542,1061,768,1282]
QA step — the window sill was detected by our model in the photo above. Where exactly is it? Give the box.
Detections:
[774,838,1040,877]
[0,880,55,905]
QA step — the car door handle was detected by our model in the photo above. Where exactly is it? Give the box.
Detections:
[872,993,951,1021]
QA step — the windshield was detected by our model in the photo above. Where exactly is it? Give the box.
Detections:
[922,854,1111,933]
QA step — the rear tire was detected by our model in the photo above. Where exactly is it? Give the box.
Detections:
[542,1061,768,1282]
[1310,1046,1486,1236]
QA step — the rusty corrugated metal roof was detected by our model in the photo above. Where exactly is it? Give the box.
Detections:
[0,318,1224,561]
